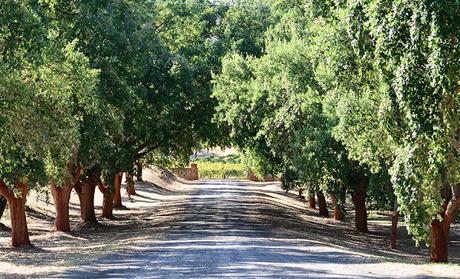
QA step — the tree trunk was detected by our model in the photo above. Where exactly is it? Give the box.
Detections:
[298,188,305,200]
[430,194,460,263]
[135,162,143,182]
[317,191,329,217]
[351,176,369,233]
[332,196,345,221]
[102,191,115,219]
[50,182,73,232]
[97,181,115,219]
[431,219,449,262]
[308,189,316,209]
[126,173,136,196]
[390,200,398,250]
[8,191,30,246]
[0,181,31,247]
[75,179,97,224]
[113,173,124,208]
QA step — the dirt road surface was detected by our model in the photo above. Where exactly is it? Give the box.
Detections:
[1,173,459,278]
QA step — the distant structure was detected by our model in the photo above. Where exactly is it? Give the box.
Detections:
[247,169,275,182]
[173,164,199,180]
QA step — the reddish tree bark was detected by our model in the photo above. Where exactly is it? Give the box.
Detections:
[332,196,345,221]
[308,189,316,209]
[351,176,369,233]
[430,192,460,263]
[113,173,124,208]
[431,219,449,263]
[126,173,136,196]
[50,182,73,232]
[390,201,399,250]
[74,179,97,224]
[317,191,329,217]
[98,182,115,219]
[0,180,31,247]
[102,191,115,219]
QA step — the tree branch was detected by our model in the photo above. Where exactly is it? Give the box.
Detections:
[136,143,161,159]
[97,182,108,194]
[74,181,82,195]
[443,184,460,230]
[0,180,14,201]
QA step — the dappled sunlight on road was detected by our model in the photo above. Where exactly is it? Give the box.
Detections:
[53,180,457,279]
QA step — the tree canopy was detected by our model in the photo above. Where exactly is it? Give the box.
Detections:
[212,0,460,262]
[1,0,459,263]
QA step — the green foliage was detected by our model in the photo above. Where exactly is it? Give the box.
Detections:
[212,0,460,248]
[3,0,268,190]
[330,0,460,244]
[0,1,98,187]
[42,0,232,182]
[2,0,459,253]
[152,0,231,148]
[368,166,394,210]
[219,0,273,57]
[213,20,357,201]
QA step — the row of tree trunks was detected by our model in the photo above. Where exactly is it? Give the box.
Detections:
[0,180,31,247]
[351,176,369,233]
[0,169,136,246]
[307,189,342,220]
[43,169,460,264]
[73,171,137,223]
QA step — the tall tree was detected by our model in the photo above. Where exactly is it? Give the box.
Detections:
[366,0,460,262]
[0,1,98,241]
